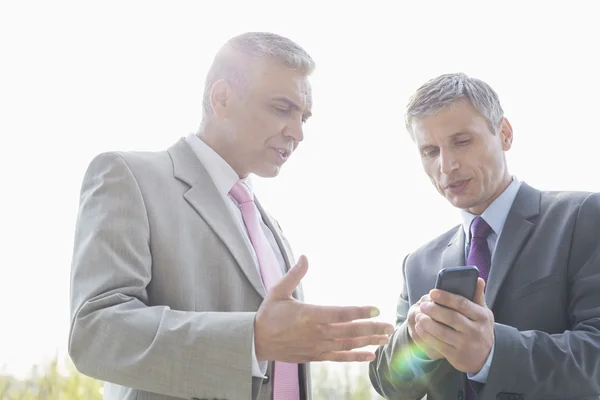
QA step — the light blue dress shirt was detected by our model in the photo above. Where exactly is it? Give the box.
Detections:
[461,177,521,383]
[410,178,521,384]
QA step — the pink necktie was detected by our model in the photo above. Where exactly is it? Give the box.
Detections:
[229,180,300,400]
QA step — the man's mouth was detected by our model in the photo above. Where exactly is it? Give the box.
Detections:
[444,179,470,193]
[446,180,466,189]
[274,148,290,159]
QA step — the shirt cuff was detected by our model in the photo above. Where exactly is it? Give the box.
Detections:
[467,342,495,383]
[252,330,268,377]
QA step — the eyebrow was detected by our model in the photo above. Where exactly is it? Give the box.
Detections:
[418,132,471,152]
[450,132,470,138]
[418,144,436,153]
[272,96,312,119]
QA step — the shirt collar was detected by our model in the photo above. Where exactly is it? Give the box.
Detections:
[461,177,522,243]
[184,133,252,197]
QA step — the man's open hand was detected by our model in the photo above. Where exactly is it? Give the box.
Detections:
[254,256,394,363]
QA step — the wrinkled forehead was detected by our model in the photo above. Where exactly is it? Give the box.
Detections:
[249,59,313,110]
[412,100,488,143]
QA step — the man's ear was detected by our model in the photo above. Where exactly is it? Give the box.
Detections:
[210,79,232,118]
[500,118,513,151]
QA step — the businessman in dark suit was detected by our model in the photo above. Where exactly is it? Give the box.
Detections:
[369,72,600,399]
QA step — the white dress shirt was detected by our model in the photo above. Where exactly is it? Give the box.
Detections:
[185,133,286,377]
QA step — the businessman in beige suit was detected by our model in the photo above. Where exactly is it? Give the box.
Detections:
[69,32,393,400]
[369,73,600,399]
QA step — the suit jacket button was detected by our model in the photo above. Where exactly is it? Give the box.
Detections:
[457,390,464,400]
[262,374,270,384]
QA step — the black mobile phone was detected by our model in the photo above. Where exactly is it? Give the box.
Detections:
[434,266,479,301]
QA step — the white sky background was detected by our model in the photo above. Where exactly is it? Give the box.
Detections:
[1,1,599,379]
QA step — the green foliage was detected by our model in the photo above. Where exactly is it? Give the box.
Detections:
[0,357,383,399]
[0,357,103,400]
[312,362,383,400]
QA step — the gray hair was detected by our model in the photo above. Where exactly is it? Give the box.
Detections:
[405,73,504,135]
[201,32,315,119]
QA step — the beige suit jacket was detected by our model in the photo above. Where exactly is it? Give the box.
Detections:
[69,138,310,400]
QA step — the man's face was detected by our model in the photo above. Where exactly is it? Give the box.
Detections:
[412,100,513,214]
[217,60,312,178]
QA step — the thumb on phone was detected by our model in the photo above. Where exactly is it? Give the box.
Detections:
[473,277,487,307]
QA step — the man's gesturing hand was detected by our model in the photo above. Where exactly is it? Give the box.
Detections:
[254,256,394,363]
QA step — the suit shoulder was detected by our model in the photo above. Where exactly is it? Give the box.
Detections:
[85,148,172,179]
[407,225,461,263]
[540,189,599,214]
[541,189,594,203]
[548,191,600,221]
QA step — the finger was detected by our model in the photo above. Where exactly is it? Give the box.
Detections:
[429,289,482,321]
[410,336,439,360]
[270,255,308,298]
[408,303,421,323]
[415,314,460,349]
[407,317,422,343]
[307,304,381,324]
[318,350,376,362]
[417,294,431,304]
[473,278,487,307]
[414,311,424,326]
[419,301,470,332]
[415,327,454,359]
[324,321,395,339]
[328,335,391,352]
[415,316,456,357]
[408,324,421,342]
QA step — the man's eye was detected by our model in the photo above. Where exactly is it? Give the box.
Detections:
[422,148,439,157]
[274,106,290,115]
[456,140,470,146]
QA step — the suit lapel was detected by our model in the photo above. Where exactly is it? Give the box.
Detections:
[168,138,266,299]
[255,201,292,272]
[485,183,540,308]
[256,199,304,301]
[441,226,467,272]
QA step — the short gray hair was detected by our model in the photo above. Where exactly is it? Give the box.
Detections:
[405,73,504,135]
[201,32,315,119]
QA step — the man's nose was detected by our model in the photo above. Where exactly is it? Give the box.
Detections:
[439,150,459,174]
[284,119,304,143]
